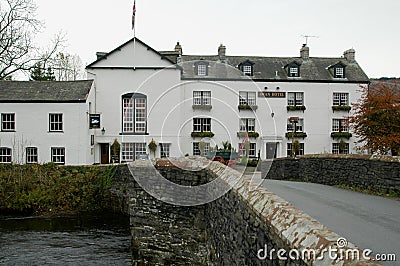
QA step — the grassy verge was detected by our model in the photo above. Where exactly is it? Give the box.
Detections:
[0,163,116,215]
[334,184,400,199]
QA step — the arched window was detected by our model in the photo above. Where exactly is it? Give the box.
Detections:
[122,93,147,134]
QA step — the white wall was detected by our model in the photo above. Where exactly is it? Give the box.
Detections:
[0,102,92,165]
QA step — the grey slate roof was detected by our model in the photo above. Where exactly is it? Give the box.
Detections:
[177,55,369,82]
[0,80,93,103]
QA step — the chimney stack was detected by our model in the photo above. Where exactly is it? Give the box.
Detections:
[96,52,107,60]
[218,44,226,61]
[175,42,182,56]
[300,44,309,60]
[344,48,355,62]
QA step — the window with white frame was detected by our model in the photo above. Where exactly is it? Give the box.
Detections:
[51,147,65,165]
[287,118,304,132]
[335,67,344,78]
[49,114,63,132]
[287,143,304,156]
[26,147,38,164]
[239,91,256,106]
[193,142,209,156]
[122,94,147,134]
[239,118,255,132]
[287,92,304,106]
[332,119,349,132]
[237,142,256,157]
[0,147,12,163]
[121,143,147,162]
[332,143,349,154]
[289,67,299,77]
[197,64,207,76]
[1,113,15,131]
[193,91,211,106]
[160,143,170,158]
[193,118,211,132]
[243,65,253,76]
[333,93,349,106]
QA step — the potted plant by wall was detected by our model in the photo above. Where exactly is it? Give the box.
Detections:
[148,139,157,157]
[293,140,301,157]
[339,140,347,154]
[111,139,120,163]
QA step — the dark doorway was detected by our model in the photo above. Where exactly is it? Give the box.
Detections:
[100,143,110,164]
[266,143,277,159]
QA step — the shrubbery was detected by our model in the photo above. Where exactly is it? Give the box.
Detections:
[0,163,116,215]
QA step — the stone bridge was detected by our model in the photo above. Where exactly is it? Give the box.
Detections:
[108,157,383,265]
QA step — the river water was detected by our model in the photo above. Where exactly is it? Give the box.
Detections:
[0,213,131,266]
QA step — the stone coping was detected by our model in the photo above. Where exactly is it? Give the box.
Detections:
[273,154,400,163]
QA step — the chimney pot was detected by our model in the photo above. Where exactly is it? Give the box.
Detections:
[175,42,182,56]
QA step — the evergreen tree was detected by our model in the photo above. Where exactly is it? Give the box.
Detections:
[30,63,46,81]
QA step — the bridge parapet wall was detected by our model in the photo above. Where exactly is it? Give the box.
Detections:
[262,155,400,195]
[111,157,381,265]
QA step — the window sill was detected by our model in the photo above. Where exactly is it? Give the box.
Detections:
[287,106,306,112]
[48,131,64,133]
[191,132,215,138]
[192,105,212,111]
[331,132,352,139]
[119,132,149,136]
[1,130,16,132]
[285,132,308,139]
[238,105,258,111]
[332,106,351,112]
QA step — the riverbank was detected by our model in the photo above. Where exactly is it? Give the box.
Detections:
[0,163,116,216]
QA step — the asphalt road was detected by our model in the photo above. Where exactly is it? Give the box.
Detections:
[261,179,400,264]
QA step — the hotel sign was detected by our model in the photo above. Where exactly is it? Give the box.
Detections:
[258,91,286,98]
[89,114,101,129]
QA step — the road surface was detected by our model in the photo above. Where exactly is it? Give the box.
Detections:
[261,179,400,264]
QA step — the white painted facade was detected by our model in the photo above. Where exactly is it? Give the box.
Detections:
[0,100,94,165]
[0,38,369,165]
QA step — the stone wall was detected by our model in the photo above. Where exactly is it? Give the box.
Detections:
[261,154,400,195]
[110,158,381,265]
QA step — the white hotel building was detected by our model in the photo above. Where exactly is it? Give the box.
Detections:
[0,38,369,165]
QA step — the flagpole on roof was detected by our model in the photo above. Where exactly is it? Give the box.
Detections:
[132,0,136,58]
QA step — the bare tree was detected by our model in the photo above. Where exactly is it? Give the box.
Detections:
[0,0,64,80]
[52,52,83,81]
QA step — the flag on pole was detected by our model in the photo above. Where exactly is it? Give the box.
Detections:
[132,0,136,30]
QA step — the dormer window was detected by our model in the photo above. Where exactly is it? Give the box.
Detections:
[289,67,299,77]
[329,62,346,79]
[239,60,254,76]
[335,67,344,78]
[285,62,301,77]
[194,61,209,76]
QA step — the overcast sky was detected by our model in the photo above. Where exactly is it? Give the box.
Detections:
[35,0,399,79]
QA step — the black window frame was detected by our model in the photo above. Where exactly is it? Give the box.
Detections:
[286,62,301,77]
[238,60,255,76]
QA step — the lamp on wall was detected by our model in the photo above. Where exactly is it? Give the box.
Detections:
[271,112,275,118]
[101,127,105,135]
[276,86,280,90]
